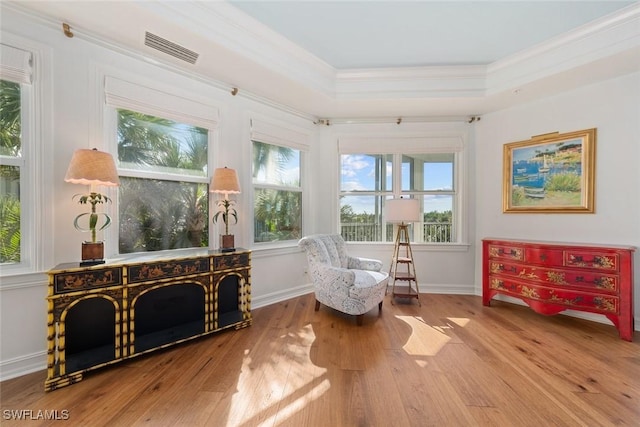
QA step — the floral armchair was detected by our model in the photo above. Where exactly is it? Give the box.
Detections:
[298,234,389,325]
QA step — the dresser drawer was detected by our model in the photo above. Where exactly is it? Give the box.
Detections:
[564,250,619,271]
[487,243,524,261]
[53,267,123,294]
[524,248,564,266]
[213,252,250,270]
[488,276,619,315]
[128,257,211,283]
[489,261,619,294]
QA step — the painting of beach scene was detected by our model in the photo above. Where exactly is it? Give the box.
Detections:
[503,128,596,213]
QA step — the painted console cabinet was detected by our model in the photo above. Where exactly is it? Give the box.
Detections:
[45,249,251,391]
[482,238,634,341]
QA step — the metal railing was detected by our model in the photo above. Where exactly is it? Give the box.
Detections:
[340,222,452,243]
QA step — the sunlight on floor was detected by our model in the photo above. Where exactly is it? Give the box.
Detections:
[228,324,330,427]
[396,315,469,358]
[447,317,470,327]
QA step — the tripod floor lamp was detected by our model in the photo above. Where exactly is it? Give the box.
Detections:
[386,197,421,304]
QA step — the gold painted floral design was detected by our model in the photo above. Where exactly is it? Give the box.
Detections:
[546,271,567,285]
[521,286,540,299]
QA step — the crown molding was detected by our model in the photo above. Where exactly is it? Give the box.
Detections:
[4,1,639,116]
[486,2,640,94]
[335,65,487,98]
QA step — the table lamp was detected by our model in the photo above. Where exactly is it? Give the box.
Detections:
[210,167,241,252]
[64,148,120,265]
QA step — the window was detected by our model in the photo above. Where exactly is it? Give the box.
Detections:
[0,79,22,263]
[252,140,302,243]
[339,136,462,244]
[339,154,392,242]
[116,109,209,253]
[0,41,43,273]
[104,75,218,255]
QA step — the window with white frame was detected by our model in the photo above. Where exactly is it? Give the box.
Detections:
[0,43,34,270]
[104,76,217,254]
[250,119,307,244]
[339,136,463,243]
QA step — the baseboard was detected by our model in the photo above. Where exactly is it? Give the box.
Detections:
[418,283,475,295]
[251,283,314,310]
[0,350,47,382]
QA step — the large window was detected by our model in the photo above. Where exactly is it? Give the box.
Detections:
[340,152,457,243]
[116,109,210,253]
[252,140,302,243]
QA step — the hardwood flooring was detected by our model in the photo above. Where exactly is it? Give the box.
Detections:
[1,293,639,426]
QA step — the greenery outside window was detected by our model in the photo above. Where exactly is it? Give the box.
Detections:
[0,80,22,264]
[340,152,456,243]
[252,140,302,243]
[116,109,210,253]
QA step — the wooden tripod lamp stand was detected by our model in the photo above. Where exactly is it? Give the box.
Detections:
[386,197,421,304]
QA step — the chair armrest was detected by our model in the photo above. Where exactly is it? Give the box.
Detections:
[313,265,356,291]
[347,256,383,272]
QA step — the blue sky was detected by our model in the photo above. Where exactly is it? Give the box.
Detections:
[340,154,453,215]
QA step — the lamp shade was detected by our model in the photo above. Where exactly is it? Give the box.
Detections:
[385,198,421,223]
[210,167,241,196]
[64,148,120,186]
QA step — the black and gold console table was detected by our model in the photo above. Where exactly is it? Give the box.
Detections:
[45,249,251,391]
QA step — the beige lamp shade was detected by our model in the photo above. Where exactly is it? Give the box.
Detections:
[65,148,120,186]
[385,198,421,223]
[210,167,241,197]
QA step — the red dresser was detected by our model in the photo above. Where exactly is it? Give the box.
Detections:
[482,238,635,341]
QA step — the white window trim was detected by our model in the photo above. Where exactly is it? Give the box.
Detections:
[0,35,53,279]
[249,115,311,250]
[100,72,220,256]
[337,131,468,246]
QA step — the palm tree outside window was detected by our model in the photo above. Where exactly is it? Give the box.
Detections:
[252,140,302,243]
[116,109,210,253]
[0,80,22,263]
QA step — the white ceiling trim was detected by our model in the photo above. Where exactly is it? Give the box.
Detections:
[486,3,640,95]
[4,1,639,119]
[335,65,487,99]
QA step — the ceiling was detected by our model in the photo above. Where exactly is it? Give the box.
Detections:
[230,1,634,69]
[6,1,640,120]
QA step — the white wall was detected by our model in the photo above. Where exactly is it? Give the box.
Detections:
[474,72,640,327]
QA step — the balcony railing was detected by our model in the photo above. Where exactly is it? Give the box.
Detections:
[340,222,452,243]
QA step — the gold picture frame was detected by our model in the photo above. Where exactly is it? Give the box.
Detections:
[503,128,596,213]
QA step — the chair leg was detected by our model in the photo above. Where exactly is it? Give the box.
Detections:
[378,301,383,314]
[315,299,320,312]
[356,314,364,326]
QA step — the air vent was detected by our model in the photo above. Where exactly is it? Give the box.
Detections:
[144,31,199,64]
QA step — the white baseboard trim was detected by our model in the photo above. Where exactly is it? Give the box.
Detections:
[417,283,475,295]
[0,350,47,382]
[251,283,314,309]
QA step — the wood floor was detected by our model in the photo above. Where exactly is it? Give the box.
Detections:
[1,293,639,427]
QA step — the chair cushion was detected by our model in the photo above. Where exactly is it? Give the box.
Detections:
[349,270,389,300]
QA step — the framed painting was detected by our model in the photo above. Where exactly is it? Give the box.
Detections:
[503,128,596,213]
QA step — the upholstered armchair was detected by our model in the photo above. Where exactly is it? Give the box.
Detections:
[298,234,389,325]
